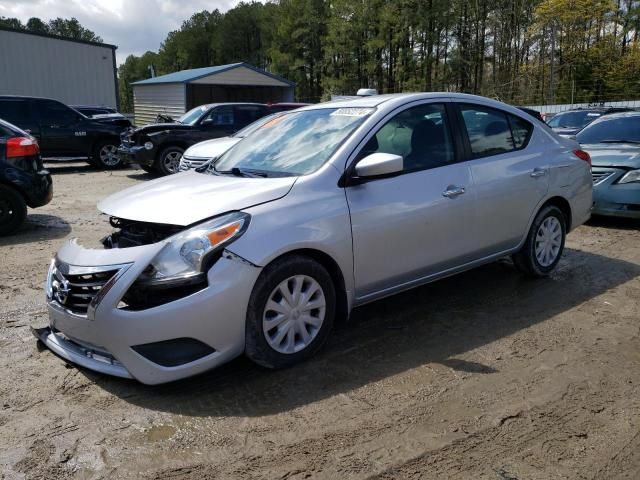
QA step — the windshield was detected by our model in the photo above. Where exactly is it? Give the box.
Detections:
[214,107,373,176]
[232,113,285,139]
[178,105,208,125]
[577,116,640,144]
[547,111,602,129]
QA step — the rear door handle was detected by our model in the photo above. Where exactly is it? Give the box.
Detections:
[442,185,466,198]
[530,168,547,177]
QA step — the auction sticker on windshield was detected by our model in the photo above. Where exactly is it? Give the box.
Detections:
[331,108,373,117]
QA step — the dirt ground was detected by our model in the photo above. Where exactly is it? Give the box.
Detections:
[0,162,639,480]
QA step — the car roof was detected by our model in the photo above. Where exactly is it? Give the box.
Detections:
[587,110,640,121]
[190,102,267,110]
[298,92,531,118]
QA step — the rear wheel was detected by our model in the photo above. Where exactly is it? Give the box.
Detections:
[0,184,27,236]
[155,146,184,176]
[91,141,122,169]
[245,255,336,369]
[513,205,566,277]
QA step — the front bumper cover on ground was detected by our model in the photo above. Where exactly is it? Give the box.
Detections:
[37,239,261,385]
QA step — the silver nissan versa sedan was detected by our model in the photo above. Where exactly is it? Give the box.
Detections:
[35,93,593,384]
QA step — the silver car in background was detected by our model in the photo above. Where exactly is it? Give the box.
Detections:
[36,93,592,384]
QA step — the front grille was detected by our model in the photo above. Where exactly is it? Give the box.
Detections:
[592,170,616,184]
[50,263,119,316]
[179,156,209,172]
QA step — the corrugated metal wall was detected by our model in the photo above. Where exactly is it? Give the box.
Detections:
[0,29,117,108]
[133,84,185,126]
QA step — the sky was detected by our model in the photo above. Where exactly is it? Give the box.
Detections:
[0,0,244,65]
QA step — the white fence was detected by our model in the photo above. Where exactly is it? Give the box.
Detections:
[524,100,640,113]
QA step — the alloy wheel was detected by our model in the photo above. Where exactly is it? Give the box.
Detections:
[535,216,562,267]
[163,151,182,174]
[262,275,326,354]
[99,145,120,167]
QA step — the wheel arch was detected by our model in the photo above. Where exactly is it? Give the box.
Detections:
[262,248,350,325]
[540,195,572,231]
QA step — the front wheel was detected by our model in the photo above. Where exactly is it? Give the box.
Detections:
[155,146,184,176]
[245,255,336,369]
[91,141,122,169]
[0,185,27,236]
[513,205,566,277]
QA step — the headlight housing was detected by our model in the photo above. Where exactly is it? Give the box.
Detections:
[139,211,250,286]
[618,169,640,184]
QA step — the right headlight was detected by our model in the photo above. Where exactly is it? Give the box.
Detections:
[139,211,250,286]
[618,169,640,184]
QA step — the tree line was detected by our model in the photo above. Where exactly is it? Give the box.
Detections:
[5,2,640,113]
[0,16,102,43]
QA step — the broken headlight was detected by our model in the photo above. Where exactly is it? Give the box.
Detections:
[138,211,250,287]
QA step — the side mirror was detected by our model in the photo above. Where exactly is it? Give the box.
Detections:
[355,153,403,178]
[200,118,214,126]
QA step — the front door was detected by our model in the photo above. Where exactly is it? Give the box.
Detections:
[345,101,477,300]
[35,99,87,157]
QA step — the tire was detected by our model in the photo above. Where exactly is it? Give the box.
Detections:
[0,184,27,236]
[245,255,336,369]
[512,205,566,277]
[91,140,122,169]
[154,146,184,176]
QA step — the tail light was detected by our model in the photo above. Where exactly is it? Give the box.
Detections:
[6,136,40,158]
[573,149,591,167]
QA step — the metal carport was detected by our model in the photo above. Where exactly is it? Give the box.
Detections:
[132,62,296,125]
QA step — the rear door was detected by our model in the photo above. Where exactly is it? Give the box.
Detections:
[345,101,477,299]
[233,105,268,131]
[455,103,548,255]
[0,98,39,138]
[34,99,87,156]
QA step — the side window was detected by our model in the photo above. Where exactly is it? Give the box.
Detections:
[0,100,28,125]
[459,104,515,157]
[358,103,455,172]
[37,100,79,126]
[508,114,533,149]
[204,106,234,127]
[234,106,267,128]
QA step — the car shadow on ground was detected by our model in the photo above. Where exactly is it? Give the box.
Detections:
[44,162,141,176]
[587,215,640,230]
[0,214,71,246]
[87,247,640,417]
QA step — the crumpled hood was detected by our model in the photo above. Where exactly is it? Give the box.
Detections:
[134,123,192,135]
[581,144,640,168]
[184,137,241,159]
[98,171,297,226]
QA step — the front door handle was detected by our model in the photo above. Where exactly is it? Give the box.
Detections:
[530,168,547,177]
[442,185,466,198]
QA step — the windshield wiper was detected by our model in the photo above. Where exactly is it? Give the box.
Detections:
[214,167,267,178]
[598,139,640,144]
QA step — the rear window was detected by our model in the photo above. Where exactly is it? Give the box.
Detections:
[459,104,533,158]
[576,116,640,144]
[0,100,29,125]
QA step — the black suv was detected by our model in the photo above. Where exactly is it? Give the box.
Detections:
[0,118,52,235]
[0,96,128,169]
[119,103,269,175]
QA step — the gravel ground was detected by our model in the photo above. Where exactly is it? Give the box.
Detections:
[0,163,639,479]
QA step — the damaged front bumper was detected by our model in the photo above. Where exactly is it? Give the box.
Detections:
[38,239,261,385]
